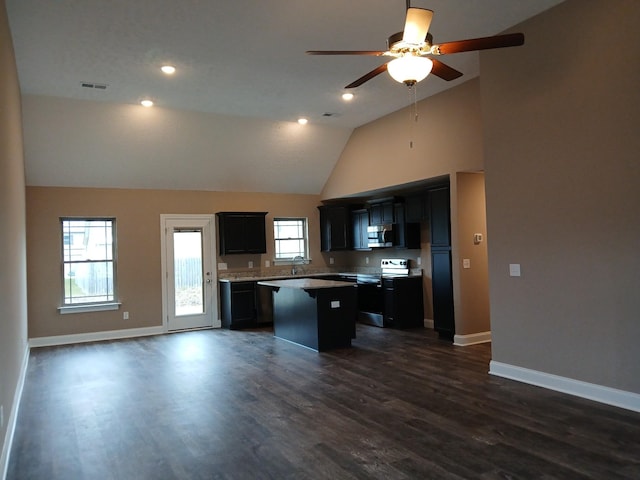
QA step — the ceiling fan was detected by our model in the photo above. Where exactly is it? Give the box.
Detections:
[306,1,525,88]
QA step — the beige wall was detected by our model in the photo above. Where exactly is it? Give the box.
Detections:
[26,187,324,338]
[482,0,640,393]
[455,172,490,335]
[0,0,29,467]
[320,78,485,201]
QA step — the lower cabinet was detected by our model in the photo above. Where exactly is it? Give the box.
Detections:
[219,281,257,329]
[382,276,424,329]
[431,249,455,339]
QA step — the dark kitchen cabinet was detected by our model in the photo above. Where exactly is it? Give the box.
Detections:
[428,187,451,247]
[318,205,351,252]
[351,208,371,251]
[382,276,424,329]
[219,281,257,329]
[431,250,455,339]
[368,200,394,225]
[217,212,267,255]
[428,184,455,339]
[404,191,429,222]
[393,203,420,249]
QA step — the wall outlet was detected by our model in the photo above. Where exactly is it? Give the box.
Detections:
[265,260,270,268]
[417,257,422,266]
[365,256,369,264]
[123,311,129,320]
[463,259,471,269]
[248,261,254,268]
[218,262,228,270]
[329,257,334,265]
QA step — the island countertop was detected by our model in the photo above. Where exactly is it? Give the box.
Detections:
[257,278,356,290]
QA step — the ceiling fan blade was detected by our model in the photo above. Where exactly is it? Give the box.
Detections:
[430,58,463,81]
[402,8,434,45]
[434,33,524,55]
[306,50,385,56]
[345,63,389,89]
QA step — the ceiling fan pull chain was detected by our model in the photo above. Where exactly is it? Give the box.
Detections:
[408,85,417,148]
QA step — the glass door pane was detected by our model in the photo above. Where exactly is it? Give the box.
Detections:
[173,229,204,316]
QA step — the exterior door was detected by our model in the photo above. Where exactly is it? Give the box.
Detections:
[161,215,218,331]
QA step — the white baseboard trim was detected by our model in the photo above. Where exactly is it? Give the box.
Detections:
[490,361,640,413]
[424,318,434,329]
[1,343,29,480]
[29,326,165,348]
[453,331,491,346]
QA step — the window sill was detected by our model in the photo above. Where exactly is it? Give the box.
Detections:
[58,302,121,315]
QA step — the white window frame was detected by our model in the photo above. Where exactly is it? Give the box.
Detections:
[273,217,310,265]
[58,217,120,314]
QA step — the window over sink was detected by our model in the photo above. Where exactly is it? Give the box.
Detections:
[273,217,309,263]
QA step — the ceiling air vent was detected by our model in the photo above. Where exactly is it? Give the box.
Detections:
[322,112,340,117]
[80,82,108,90]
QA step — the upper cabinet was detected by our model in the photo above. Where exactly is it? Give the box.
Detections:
[393,203,421,249]
[318,205,351,252]
[217,212,268,255]
[404,192,429,223]
[351,208,371,251]
[428,187,451,247]
[368,199,395,225]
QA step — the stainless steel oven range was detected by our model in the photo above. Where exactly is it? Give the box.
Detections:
[357,258,421,328]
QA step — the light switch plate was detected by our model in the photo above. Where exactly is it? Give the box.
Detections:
[509,264,521,277]
[331,300,340,309]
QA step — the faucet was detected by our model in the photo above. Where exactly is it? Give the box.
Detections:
[291,255,305,275]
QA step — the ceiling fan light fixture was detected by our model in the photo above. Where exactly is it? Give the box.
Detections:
[387,55,433,86]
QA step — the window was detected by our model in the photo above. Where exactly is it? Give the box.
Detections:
[273,218,308,261]
[60,218,118,313]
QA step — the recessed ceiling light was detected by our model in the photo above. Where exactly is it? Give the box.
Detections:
[342,93,354,101]
[161,65,176,75]
[297,118,308,125]
[141,99,154,107]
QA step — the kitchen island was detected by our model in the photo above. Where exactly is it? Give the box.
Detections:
[257,278,357,351]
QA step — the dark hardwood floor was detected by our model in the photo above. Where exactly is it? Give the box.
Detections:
[8,325,640,479]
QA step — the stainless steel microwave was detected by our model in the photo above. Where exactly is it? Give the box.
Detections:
[367,224,393,248]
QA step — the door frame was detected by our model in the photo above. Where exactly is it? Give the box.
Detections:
[160,214,220,331]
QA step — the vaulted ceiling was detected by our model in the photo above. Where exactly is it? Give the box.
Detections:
[7,0,564,194]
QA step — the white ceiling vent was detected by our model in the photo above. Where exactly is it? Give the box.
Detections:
[80,81,108,90]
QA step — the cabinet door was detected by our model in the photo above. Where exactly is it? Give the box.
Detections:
[369,202,394,225]
[431,249,455,339]
[220,215,247,254]
[429,187,451,247]
[220,281,257,329]
[351,209,370,250]
[382,278,396,328]
[404,192,428,222]
[243,215,267,253]
[231,282,257,328]
[319,206,351,251]
[394,203,421,249]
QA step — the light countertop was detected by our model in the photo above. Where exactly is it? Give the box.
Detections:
[257,278,357,290]
[219,272,356,283]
